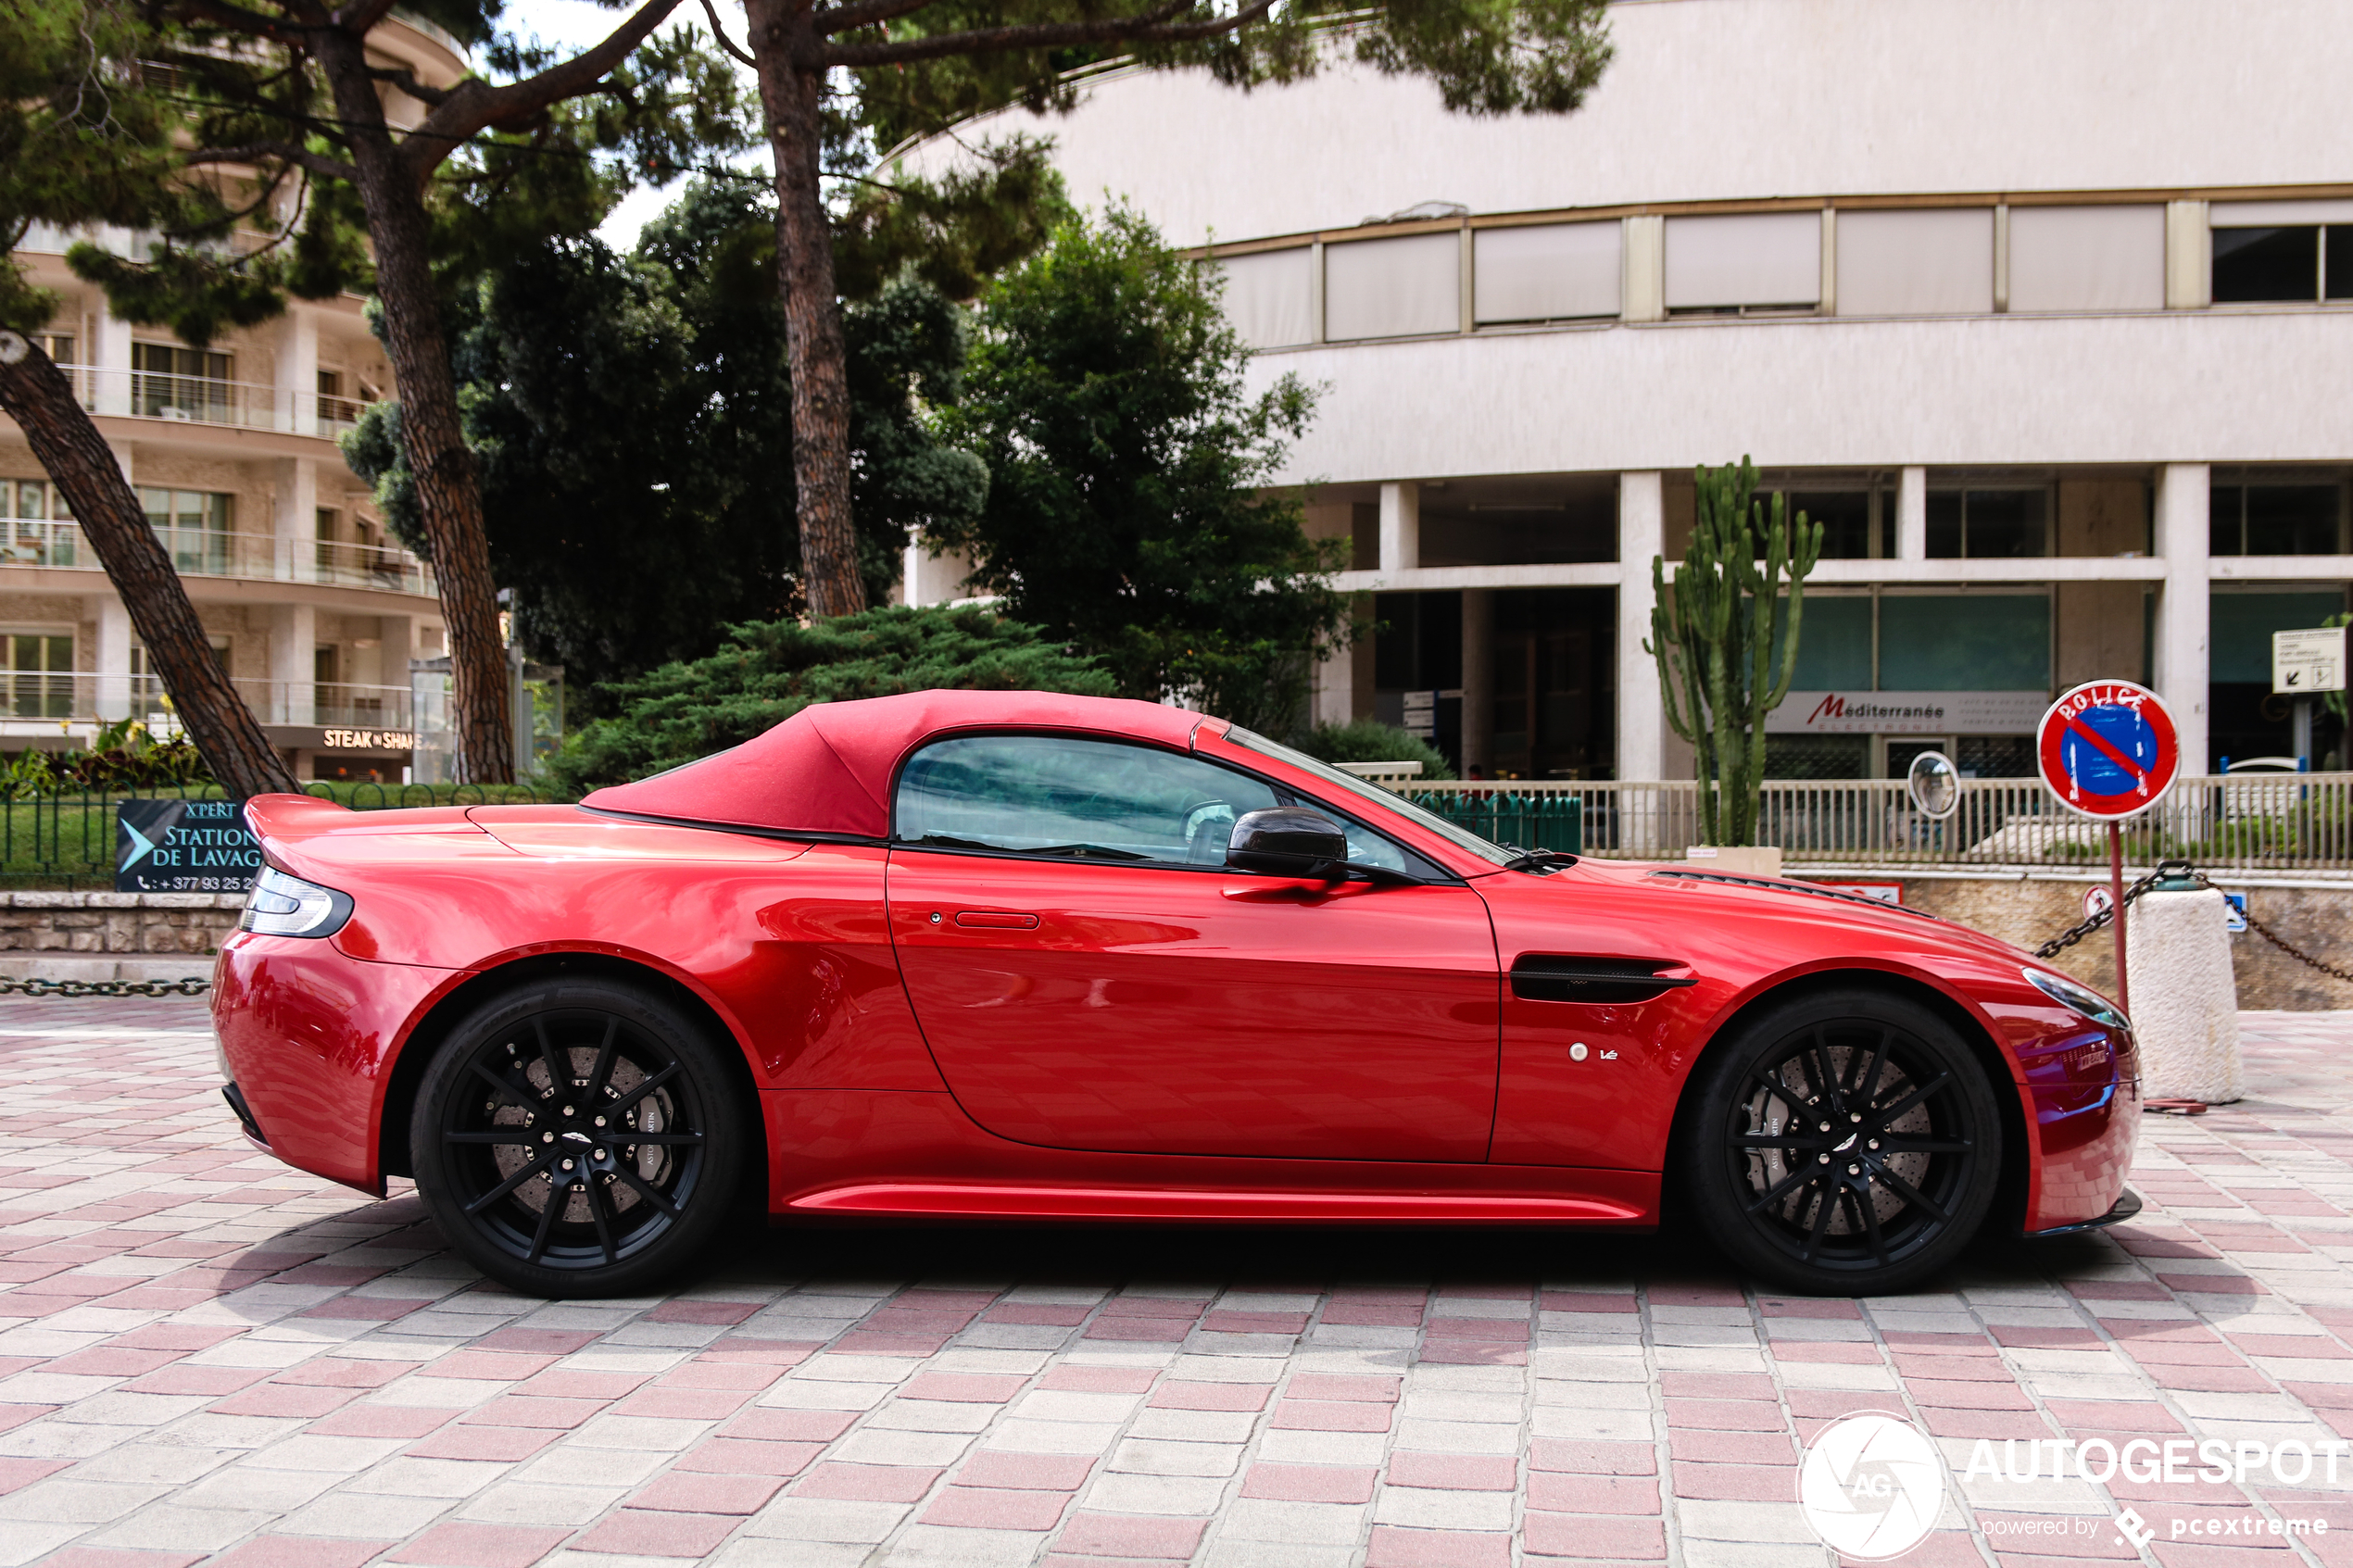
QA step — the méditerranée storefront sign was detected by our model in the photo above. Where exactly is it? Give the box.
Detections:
[1768,690,2050,735]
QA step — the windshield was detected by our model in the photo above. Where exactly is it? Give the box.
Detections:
[1221,726,1519,869]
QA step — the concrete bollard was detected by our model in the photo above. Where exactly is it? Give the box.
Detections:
[2124,881,2243,1104]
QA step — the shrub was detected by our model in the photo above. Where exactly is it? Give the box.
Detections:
[548,603,1114,793]
[1294,720,1456,781]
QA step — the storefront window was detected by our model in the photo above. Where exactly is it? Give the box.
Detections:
[1877,595,2050,691]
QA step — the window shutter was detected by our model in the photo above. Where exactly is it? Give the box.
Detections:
[1324,232,1461,342]
[1664,213,1820,309]
[1834,208,1994,317]
[1214,248,1315,349]
[1472,222,1620,323]
[2008,206,2164,313]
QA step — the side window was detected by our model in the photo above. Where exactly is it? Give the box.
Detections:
[896,734,1283,866]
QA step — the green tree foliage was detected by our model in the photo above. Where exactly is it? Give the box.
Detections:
[344,180,998,705]
[935,206,1347,735]
[729,0,1614,620]
[548,604,1114,791]
[1295,720,1455,781]
[1647,458,1825,847]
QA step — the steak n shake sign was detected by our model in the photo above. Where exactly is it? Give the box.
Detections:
[1767,690,2050,736]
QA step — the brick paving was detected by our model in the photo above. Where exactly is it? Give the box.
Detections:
[1,1001,2352,1567]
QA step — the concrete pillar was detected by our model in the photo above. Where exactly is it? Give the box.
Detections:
[91,295,132,418]
[1617,471,1667,782]
[2166,201,2210,310]
[92,596,132,721]
[2154,464,2211,774]
[275,307,318,435]
[1621,217,1666,323]
[1460,587,1494,776]
[1378,482,1419,573]
[1897,467,1928,559]
[272,458,317,583]
[901,533,973,608]
[268,603,316,727]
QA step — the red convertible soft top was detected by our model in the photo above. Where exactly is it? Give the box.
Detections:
[581,690,1212,839]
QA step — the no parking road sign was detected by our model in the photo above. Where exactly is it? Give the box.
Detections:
[2038,680,2180,820]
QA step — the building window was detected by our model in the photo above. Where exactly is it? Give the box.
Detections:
[1755,487,1893,561]
[1665,213,1820,315]
[2209,483,2344,556]
[1473,223,1619,325]
[1833,208,1993,318]
[131,343,233,421]
[1214,248,1315,350]
[140,488,233,574]
[3,480,77,567]
[316,369,359,432]
[1,632,74,719]
[1876,594,2051,693]
[2208,199,2353,304]
[2007,206,2165,313]
[1925,489,2049,558]
[1324,233,1460,343]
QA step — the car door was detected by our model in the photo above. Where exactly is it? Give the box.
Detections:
[885,732,1501,1162]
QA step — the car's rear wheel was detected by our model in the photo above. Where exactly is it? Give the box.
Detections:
[1684,988,2001,1296]
[410,977,748,1298]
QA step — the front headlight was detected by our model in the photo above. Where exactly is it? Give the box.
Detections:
[2022,968,2129,1031]
[240,866,353,939]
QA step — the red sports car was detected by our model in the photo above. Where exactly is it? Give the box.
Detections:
[213,691,2138,1298]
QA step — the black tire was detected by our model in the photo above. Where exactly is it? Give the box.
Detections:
[410,977,749,1298]
[1683,987,2002,1296]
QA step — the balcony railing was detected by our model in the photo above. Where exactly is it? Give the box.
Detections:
[40,363,365,440]
[0,676,417,732]
[1405,774,2353,872]
[0,519,434,596]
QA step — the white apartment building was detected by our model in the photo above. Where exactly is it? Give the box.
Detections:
[0,12,464,781]
[904,0,2353,781]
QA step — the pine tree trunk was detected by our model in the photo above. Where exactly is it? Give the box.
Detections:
[747,6,864,621]
[315,28,514,783]
[0,339,299,798]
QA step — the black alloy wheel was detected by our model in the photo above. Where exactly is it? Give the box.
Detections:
[411,978,748,1298]
[1685,988,2001,1295]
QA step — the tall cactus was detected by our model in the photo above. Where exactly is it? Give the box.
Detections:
[1645,458,1825,847]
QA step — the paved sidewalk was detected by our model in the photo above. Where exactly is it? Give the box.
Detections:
[2,1002,2352,1568]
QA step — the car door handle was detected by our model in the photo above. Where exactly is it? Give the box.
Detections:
[955,910,1039,929]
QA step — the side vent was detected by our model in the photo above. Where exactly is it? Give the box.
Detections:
[1510,956,1697,1005]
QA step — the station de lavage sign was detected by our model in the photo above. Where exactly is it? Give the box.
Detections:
[116,801,262,893]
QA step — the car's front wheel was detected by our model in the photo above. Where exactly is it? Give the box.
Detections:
[410,977,748,1298]
[1684,987,2002,1296]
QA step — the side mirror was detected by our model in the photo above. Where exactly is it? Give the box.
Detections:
[1227,807,1349,879]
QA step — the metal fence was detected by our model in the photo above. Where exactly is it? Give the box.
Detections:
[1406,773,2353,872]
[0,783,563,888]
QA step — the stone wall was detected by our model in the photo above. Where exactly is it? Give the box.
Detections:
[1797,872,2353,1012]
[0,893,243,957]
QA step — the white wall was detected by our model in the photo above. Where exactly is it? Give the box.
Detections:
[909,0,2351,247]
[1242,308,2353,486]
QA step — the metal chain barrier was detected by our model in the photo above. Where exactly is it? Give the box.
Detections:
[2034,858,2353,988]
[2182,867,2353,989]
[0,975,209,997]
[2032,866,2166,960]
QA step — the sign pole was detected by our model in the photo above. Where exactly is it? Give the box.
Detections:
[2108,822,2130,1019]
